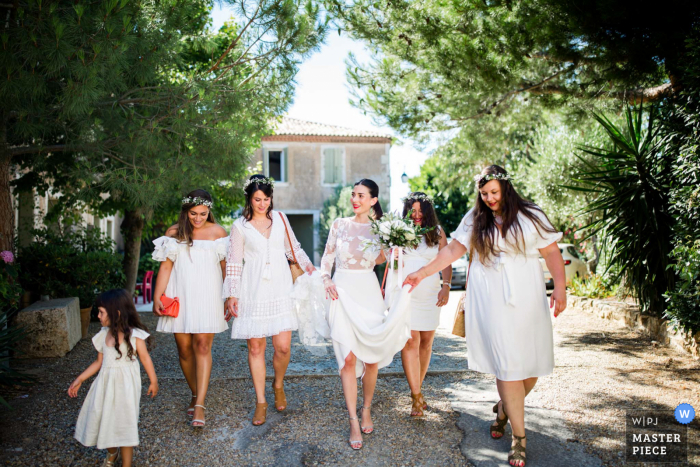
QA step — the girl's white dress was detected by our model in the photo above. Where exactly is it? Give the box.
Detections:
[74,328,150,449]
[321,218,413,376]
[152,236,229,334]
[452,207,562,381]
[402,229,442,331]
[223,211,313,339]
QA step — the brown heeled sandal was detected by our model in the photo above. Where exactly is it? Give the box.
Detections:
[490,400,508,439]
[252,402,268,426]
[273,385,287,411]
[410,393,425,417]
[508,435,527,466]
[419,393,428,410]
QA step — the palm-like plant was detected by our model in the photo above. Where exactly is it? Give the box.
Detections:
[568,104,675,314]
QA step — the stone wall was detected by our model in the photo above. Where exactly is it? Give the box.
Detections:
[569,295,700,359]
[14,297,81,358]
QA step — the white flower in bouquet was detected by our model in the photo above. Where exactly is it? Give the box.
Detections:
[361,211,434,252]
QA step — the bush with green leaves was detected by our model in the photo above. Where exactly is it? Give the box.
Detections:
[664,241,700,333]
[568,274,619,300]
[317,185,357,256]
[18,228,125,308]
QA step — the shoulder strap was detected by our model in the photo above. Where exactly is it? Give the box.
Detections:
[278,212,298,264]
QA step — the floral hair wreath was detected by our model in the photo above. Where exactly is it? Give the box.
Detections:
[182,196,213,208]
[402,192,434,205]
[243,176,275,193]
[473,172,512,184]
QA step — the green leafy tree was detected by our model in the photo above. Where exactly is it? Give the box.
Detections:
[318,185,356,256]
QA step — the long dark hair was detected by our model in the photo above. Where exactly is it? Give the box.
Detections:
[402,192,440,247]
[95,289,153,361]
[175,189,216,246]
[471,165,557,264]
[243,174,274,221]
[354,179,384,220]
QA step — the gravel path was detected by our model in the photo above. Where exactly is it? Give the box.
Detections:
[1,292,699,466]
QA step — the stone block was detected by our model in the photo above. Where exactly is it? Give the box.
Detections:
[14,297,81,358]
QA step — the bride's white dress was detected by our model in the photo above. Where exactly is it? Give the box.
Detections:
[321,218,412,376]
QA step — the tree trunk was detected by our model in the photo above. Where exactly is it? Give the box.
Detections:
[121,208,145,294]
[0,114,14,253]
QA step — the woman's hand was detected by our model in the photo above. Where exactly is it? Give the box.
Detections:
[225,298,239,321]
[325,280,339,300]
[147,381,159,398]
[436,286,450,307]
[403,269,427,292]
[153,297,164,316]
[68,378,82,398]
[305,263,316,275]
[550,285,567,317]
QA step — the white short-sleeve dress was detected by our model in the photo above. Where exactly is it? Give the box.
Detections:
[74,327,150,449]
[452,207,562,381]
[152,236,229,334]
[402,228,442,331]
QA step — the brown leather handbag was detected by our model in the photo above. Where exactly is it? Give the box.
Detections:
[279,212,305,283]
[451,252,473,338]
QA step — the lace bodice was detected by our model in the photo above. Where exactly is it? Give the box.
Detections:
[320,218,384,283]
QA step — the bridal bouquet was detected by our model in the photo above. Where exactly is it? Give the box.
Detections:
[360,211,433,253]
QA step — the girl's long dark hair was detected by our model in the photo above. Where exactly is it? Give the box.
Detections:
[471,165,557,264]
[402,192,440,247]
[176,189,217,246]
[95,289,153,361]
[243,174,274,221]
[354,179,384,220]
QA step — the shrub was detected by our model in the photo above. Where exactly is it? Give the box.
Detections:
[569,274,619,300]
[664,240,700,334]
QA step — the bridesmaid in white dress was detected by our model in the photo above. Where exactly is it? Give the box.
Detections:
[398,192,452,417]
[224,175,315,426]
[322,179,413,450]
[151,189,229,427]
[404,166,567,467]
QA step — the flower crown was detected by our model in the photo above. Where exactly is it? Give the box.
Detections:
[182,196,213,208]
[473,172,512,184]
[243,176,275,193]
[402,192,434,205]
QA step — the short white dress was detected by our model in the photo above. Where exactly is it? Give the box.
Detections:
[223,211,313,339]
[321,218,412,376]
[402,229,442,331]
[74,327,150,449]
[152,236,229,334]
[452,207,562,381]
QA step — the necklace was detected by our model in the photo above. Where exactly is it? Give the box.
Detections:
[494,213,504,225]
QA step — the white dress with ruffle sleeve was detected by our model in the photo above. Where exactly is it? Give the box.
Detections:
[152,236,229,334]
[452,207,563,381]
[74,327,150,449]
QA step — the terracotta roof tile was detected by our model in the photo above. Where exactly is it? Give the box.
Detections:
[272,117,392,139]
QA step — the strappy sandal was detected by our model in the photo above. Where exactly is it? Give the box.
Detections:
[252,402,268,426]
[419,393,428,410]
[410,393,425,417]
[186,394,197,417]
[348,416,363,450]
[360,406,374,434]
[191,405,206,427]
[490,400,508,439]
[509,435,527,466]
[102,448,120,467]
[273,385,287,411]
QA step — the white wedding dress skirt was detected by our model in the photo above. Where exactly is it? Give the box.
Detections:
[328,269,412,376]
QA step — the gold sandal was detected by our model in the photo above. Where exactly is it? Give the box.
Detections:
[419,393,427,410]
[252,402,268,426]
[273,385,287,411]
[508,435,527,466]
[490,400,508,439]
[410,393,425,417]
[102,448,120,467]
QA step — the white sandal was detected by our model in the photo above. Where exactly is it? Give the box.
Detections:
[187,394,197,417]
[348,416,363,450]
[191,405,206,427]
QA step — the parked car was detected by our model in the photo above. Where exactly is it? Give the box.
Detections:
[539,243,589,289]
[450,254,469,289]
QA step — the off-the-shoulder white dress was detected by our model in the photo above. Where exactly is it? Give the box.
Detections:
[452,207,562,381]
[152,236,229,334]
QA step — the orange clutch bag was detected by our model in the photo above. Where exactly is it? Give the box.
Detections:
[160,294,180,318]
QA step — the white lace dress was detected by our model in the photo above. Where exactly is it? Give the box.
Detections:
[402,231,442,331]
[152,237,229,334]
[223,211,313,339]
[74,327,150,449]
[321,218,413,376]
[452,207,562,381]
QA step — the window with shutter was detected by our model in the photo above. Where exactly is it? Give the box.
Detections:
[264,149,287,182]
[322,147,344,185]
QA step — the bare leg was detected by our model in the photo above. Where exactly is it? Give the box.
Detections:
[174,333,197,412]
[497,379,529,466]
[271,331,292,410]
[401,331,422,415]
[361,362,378,430]
[340,352,362,444]
[418,330,436,385]
[120,447,133,467]
[248,338,267,404]
[191,333,214,425]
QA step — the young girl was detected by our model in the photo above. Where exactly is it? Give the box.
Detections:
[69,289,158,467]
[404,165,567,467]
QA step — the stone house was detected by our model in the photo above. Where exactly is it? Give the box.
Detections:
[252,117,392,265]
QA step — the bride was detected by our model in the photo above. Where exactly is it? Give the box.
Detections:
[321,179,412,450]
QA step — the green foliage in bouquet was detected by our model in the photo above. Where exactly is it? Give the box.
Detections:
[365,211,434,251]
